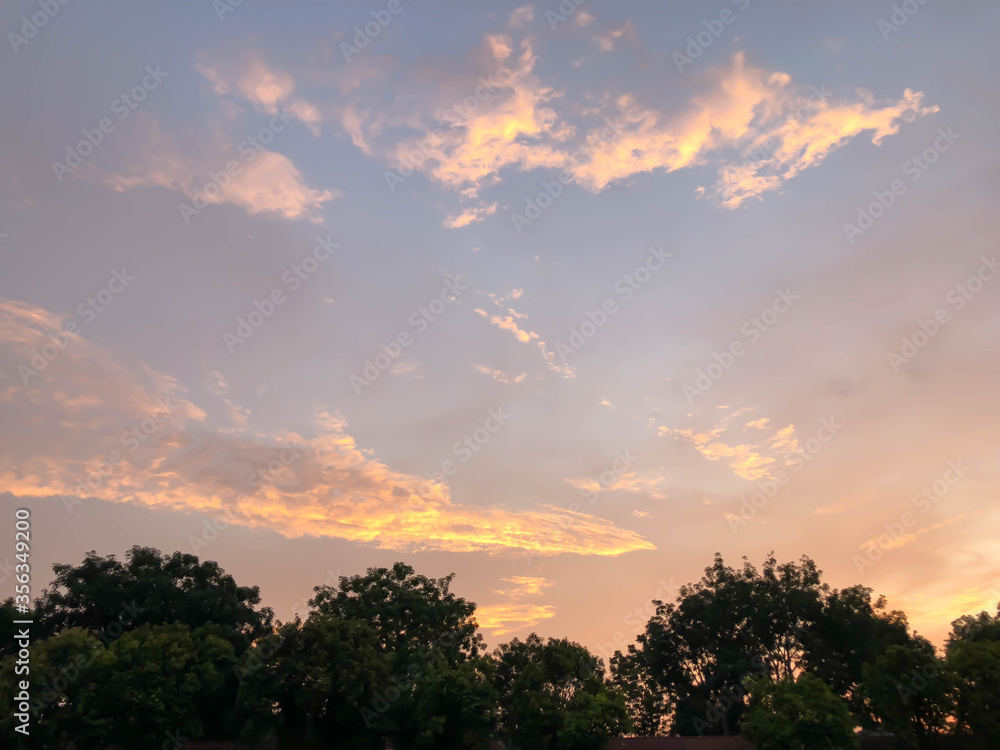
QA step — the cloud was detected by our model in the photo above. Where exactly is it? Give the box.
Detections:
[475,601,556,636]
[0,299,654,558]
[477,575,556,635]
[100,119,336,223]
[443,202,497,228]
[564,470,667,498]
[664,408,801,481]
[576,54,937,203]
[389,360,422,378]
[724,510,764,527]
[508,6,534,29]
[340,33,935,221]
[495,575,551,598]
[477,293,575,379]
[710,85,938,208]
[860,514,969,553]
[197,54,323,133]
[489,314,539,343]
[473,364,527,384]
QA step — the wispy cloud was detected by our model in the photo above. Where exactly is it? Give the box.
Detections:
[477,575,556,635]
[0,299,654,558]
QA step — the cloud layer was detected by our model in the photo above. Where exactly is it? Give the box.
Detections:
[0,299,653,558]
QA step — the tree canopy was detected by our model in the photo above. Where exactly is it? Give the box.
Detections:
[1,548,995,748]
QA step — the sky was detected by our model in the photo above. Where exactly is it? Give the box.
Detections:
[1,0,999,655]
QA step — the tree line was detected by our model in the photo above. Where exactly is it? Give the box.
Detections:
[1,547,997,749]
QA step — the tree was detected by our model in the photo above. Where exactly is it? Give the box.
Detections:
[860,640,955,747]
[609,645,669,736]
[0,623,237,749]
[948,605,1000,646]
[24,546,272,654]
[802,585,912,727]
[741,673,858,750]
[493,634,629,750]
[308,562,494,749]
[0,627,100,749]
[624,553,921,736]
[237,614,391,750]
[947,607,1000,748]
[638,553,828,736]
[309,562,482,663]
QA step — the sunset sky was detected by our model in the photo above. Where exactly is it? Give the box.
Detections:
[1,0,998,653]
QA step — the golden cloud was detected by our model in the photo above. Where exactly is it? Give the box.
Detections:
[666,408,802,482]
[343,35,935,223]
[0,299,653,558]
[100,119,336,223]
[477,575,556,635]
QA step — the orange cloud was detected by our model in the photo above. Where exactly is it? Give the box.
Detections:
[476,602,556,636]
[477,575,556,635]
[197,53,323,133]
[489,315,539,343]
[0,299,654,558]
[666,409,801,481]
[100,119,336,223]
[345,35,935,222]
[473,364,527,384]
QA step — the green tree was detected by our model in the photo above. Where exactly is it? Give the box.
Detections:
[23,546,272,654]
[237,614,391,749]
[741,673,858,750]
[802,585,912,727]
[0,623,237,749]
[0,627,99,749]
[860,640,955,747]
[494,633,628,750]
[308,562,494,749]
[609,645,669,736]
[309,562,482,663]
[639,554,827,735]
[946,607,1000,748]
[624,553,920,735]
[948,605,1000,646]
